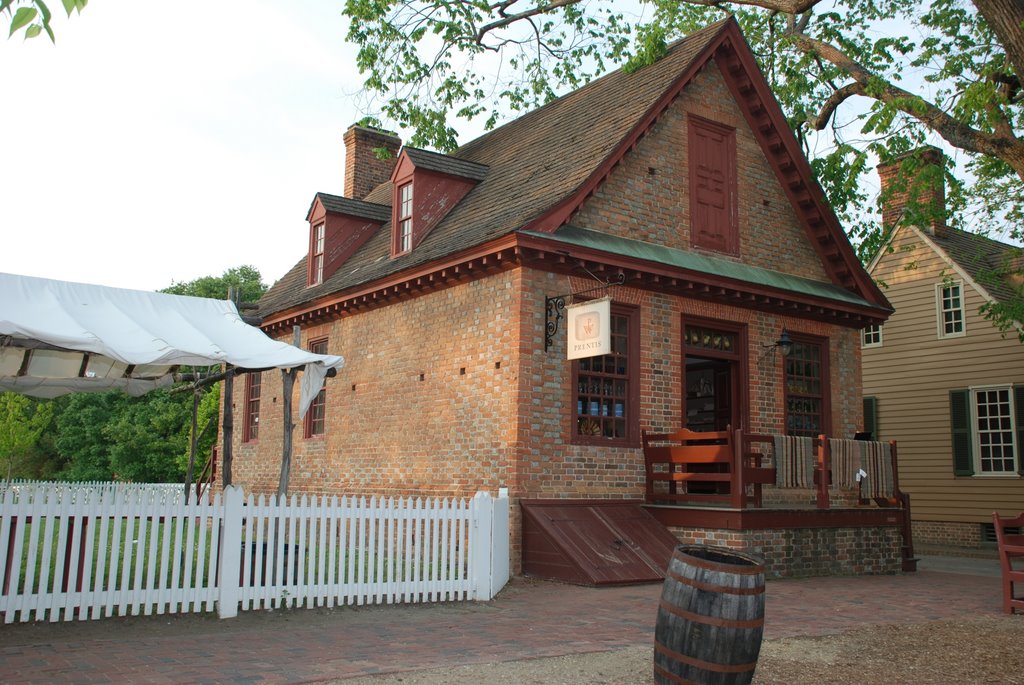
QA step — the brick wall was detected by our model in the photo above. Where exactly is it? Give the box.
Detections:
[231,263,866,571]
[571,58,828,282]
[233,269,521,500]
[669,525,902,578]
[912,520,984,549]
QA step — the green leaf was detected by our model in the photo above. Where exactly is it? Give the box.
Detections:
[9,6,37,36]
[24,22,41,38]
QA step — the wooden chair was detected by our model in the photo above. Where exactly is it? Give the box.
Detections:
[992,511,1024,614]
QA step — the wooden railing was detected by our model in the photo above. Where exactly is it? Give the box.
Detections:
[642,427,902,511]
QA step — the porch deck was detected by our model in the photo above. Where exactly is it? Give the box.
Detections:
[641,427,916,575]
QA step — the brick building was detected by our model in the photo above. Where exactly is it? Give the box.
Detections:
[229,19,894,576]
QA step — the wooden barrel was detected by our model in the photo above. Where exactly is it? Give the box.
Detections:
[653,544,765,685]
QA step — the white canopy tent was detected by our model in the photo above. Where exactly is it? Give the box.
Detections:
[0,272,344,417]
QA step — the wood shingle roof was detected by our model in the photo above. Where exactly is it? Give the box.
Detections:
[257,18,889,329]
[257,21,729,319]
[930,227,1023,305]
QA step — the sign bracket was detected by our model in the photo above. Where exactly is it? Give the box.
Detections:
[544,272,625,351]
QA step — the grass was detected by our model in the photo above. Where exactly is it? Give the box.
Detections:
[5,517,215,596]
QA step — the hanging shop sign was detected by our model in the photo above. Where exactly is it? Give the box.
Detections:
[566,297,611,361]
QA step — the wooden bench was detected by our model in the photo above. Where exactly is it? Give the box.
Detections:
[993,511,1024,614]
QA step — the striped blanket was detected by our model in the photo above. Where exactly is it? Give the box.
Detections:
[829,439,862,489]
[773,435,815,488]
[860,440,894,500]
[828,438,894,499]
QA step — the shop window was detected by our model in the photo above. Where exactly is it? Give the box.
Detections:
[572,306,638,445]
[784,337,829,437]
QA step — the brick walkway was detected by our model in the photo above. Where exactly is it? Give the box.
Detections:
[0,560,1004,684]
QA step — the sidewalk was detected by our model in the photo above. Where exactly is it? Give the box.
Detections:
[0,556,1005,685]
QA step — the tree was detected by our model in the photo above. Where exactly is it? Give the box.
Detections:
[28,266,269,482]
[0,392,54,480]
[3,0,86,42]
[161,264,268,306]
[346,0,1022,333]
[347,1,1021,235]
[54,391,127,481]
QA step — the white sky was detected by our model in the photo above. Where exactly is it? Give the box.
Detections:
[0,2,388,292]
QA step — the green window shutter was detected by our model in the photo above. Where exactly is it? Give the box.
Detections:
[1015,386,1024,476]
[863,396,878,440]
[950,389,974,476]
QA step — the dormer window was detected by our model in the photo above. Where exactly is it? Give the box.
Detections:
[304,193,390,284]
[389,147,488,258]
[309,222,325,285]
[397,182,413,254]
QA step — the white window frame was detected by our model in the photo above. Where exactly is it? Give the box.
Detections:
[936,281,965,339]
[397,182,413,254]
[969,385,1018,475]
[310,223,325,285]
[861,324,882,348]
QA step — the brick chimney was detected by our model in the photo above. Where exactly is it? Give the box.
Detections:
[343,124,402,200]
[877,146,947,237]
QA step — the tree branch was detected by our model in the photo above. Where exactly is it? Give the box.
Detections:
[474,0,583,43]
[972,0,1024,87]
[806,82,866,130]
[787,28,1024,181]
[686,0,821,12]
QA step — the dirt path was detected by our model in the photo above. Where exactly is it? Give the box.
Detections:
[337,615,1024,684]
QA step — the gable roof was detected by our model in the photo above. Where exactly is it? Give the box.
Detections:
[258,18,888,329]
[929,228,1022,305]
[399,147,489,181]
[870,223,1024,306]
[309,193,391,223]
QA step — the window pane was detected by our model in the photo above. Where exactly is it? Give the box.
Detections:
[575,312,632,441]
[307,339,328,437]
[244,372,261,442]
[785,340,824,438]
[939,284,964,336]
[975,387,1016,473]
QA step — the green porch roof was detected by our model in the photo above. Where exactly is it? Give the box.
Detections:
[527,225,888,312]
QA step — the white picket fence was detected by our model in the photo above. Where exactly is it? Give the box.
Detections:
[1,480,188,503]
[0,483,510,623]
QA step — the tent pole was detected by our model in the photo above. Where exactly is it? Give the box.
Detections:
[277,326,301,498]
[222,364,234,487]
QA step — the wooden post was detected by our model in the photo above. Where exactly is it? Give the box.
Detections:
[184,389,200,503]
[731,427,745,509]
[222,365,234,488]
[279,368,295,497]
[816,434,831,509]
